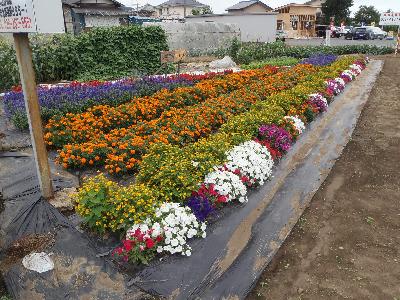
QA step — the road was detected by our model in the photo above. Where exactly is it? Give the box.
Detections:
[286,37,396,47]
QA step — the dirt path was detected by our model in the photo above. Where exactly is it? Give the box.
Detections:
[248,57,400,300]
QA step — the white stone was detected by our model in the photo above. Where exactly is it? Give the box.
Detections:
[22,252,54,273]
[209,56,237,69]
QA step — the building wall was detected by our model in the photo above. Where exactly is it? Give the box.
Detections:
[144,22,240,54]
[228,3,270,14]
[84,15,121,28]
[276,6,318,38]
[158,5,205,18]
[186,13,277,43]
[63,6,74,33]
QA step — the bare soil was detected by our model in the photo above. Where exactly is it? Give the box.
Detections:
[248,57,400,300]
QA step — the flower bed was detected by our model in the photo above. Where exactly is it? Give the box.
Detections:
[74,55,368,260]
[44,67,279,148]
[3,71,231,130]
[55,64,316,172]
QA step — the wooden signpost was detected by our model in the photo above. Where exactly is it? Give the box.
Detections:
[160,49,187,74]
[1,0,65,199]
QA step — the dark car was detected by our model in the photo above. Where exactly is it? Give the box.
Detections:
[345,27,369,40]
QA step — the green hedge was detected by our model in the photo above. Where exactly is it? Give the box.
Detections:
[0,25,168,91]
[236,41,394,64]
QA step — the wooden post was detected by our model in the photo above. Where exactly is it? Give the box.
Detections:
[13,33,53,199]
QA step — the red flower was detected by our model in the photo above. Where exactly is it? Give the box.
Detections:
[123,239,133,252]
[134,228,144,242]
[156,235,163,242]
[145,238,155,249]
[113,247,123,256]
[217,195,227,203]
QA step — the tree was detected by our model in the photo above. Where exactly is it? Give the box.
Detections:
[201,6,213,15]
[192,6,213,15]
[321,0,353,25]
[353,5,380,25]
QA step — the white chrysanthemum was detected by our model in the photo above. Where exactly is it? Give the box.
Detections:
[225,141,274,186]
[284,115,306,134]
[126,203,206,257]
[204,169,248,203]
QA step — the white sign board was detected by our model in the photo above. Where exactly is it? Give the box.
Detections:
[379,12,400,26]
[0,0,65,33]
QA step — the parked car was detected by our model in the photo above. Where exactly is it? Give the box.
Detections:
[345,27,369,40]
[276,30,288,42]
[366,26,386,40]
[330,26,341,38]
[340,26,352,36]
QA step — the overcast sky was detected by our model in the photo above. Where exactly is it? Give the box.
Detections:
[120,0,400,15]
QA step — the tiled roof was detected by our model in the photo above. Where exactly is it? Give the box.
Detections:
[158,0,207,8]
[226,1,272,11]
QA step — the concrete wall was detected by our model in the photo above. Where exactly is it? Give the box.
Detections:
[186,13,277,43]
[84,15,121,28]
[144,22,240,54]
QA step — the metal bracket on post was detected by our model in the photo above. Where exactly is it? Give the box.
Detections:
[13,33,54,199]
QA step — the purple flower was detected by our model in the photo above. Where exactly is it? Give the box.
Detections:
[259,124,292,153]
[301,53,338,66]
[186,195,214,222]
[308,94,328,112]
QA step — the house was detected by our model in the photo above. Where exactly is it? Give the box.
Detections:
[273,3,321,38]
[62,0,134,34]
[226,1,272,14]
[156,0,208,19]
[136,4,158,18]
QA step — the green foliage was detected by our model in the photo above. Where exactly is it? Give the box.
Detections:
[0,39,19,91]
[75,174,159,233]
[229,37,241,62]
[236,42,394,64]
[353,5,381,26]
[0,25,169,92]
[241,57,300,69]
[322,0,354,25]
[192,6,213,15]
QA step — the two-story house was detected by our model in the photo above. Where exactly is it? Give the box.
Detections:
[156,0,208,19]
[62,0,134,34]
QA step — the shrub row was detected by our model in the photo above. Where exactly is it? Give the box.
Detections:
[236,41,394,64]
[0,26,169,92]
